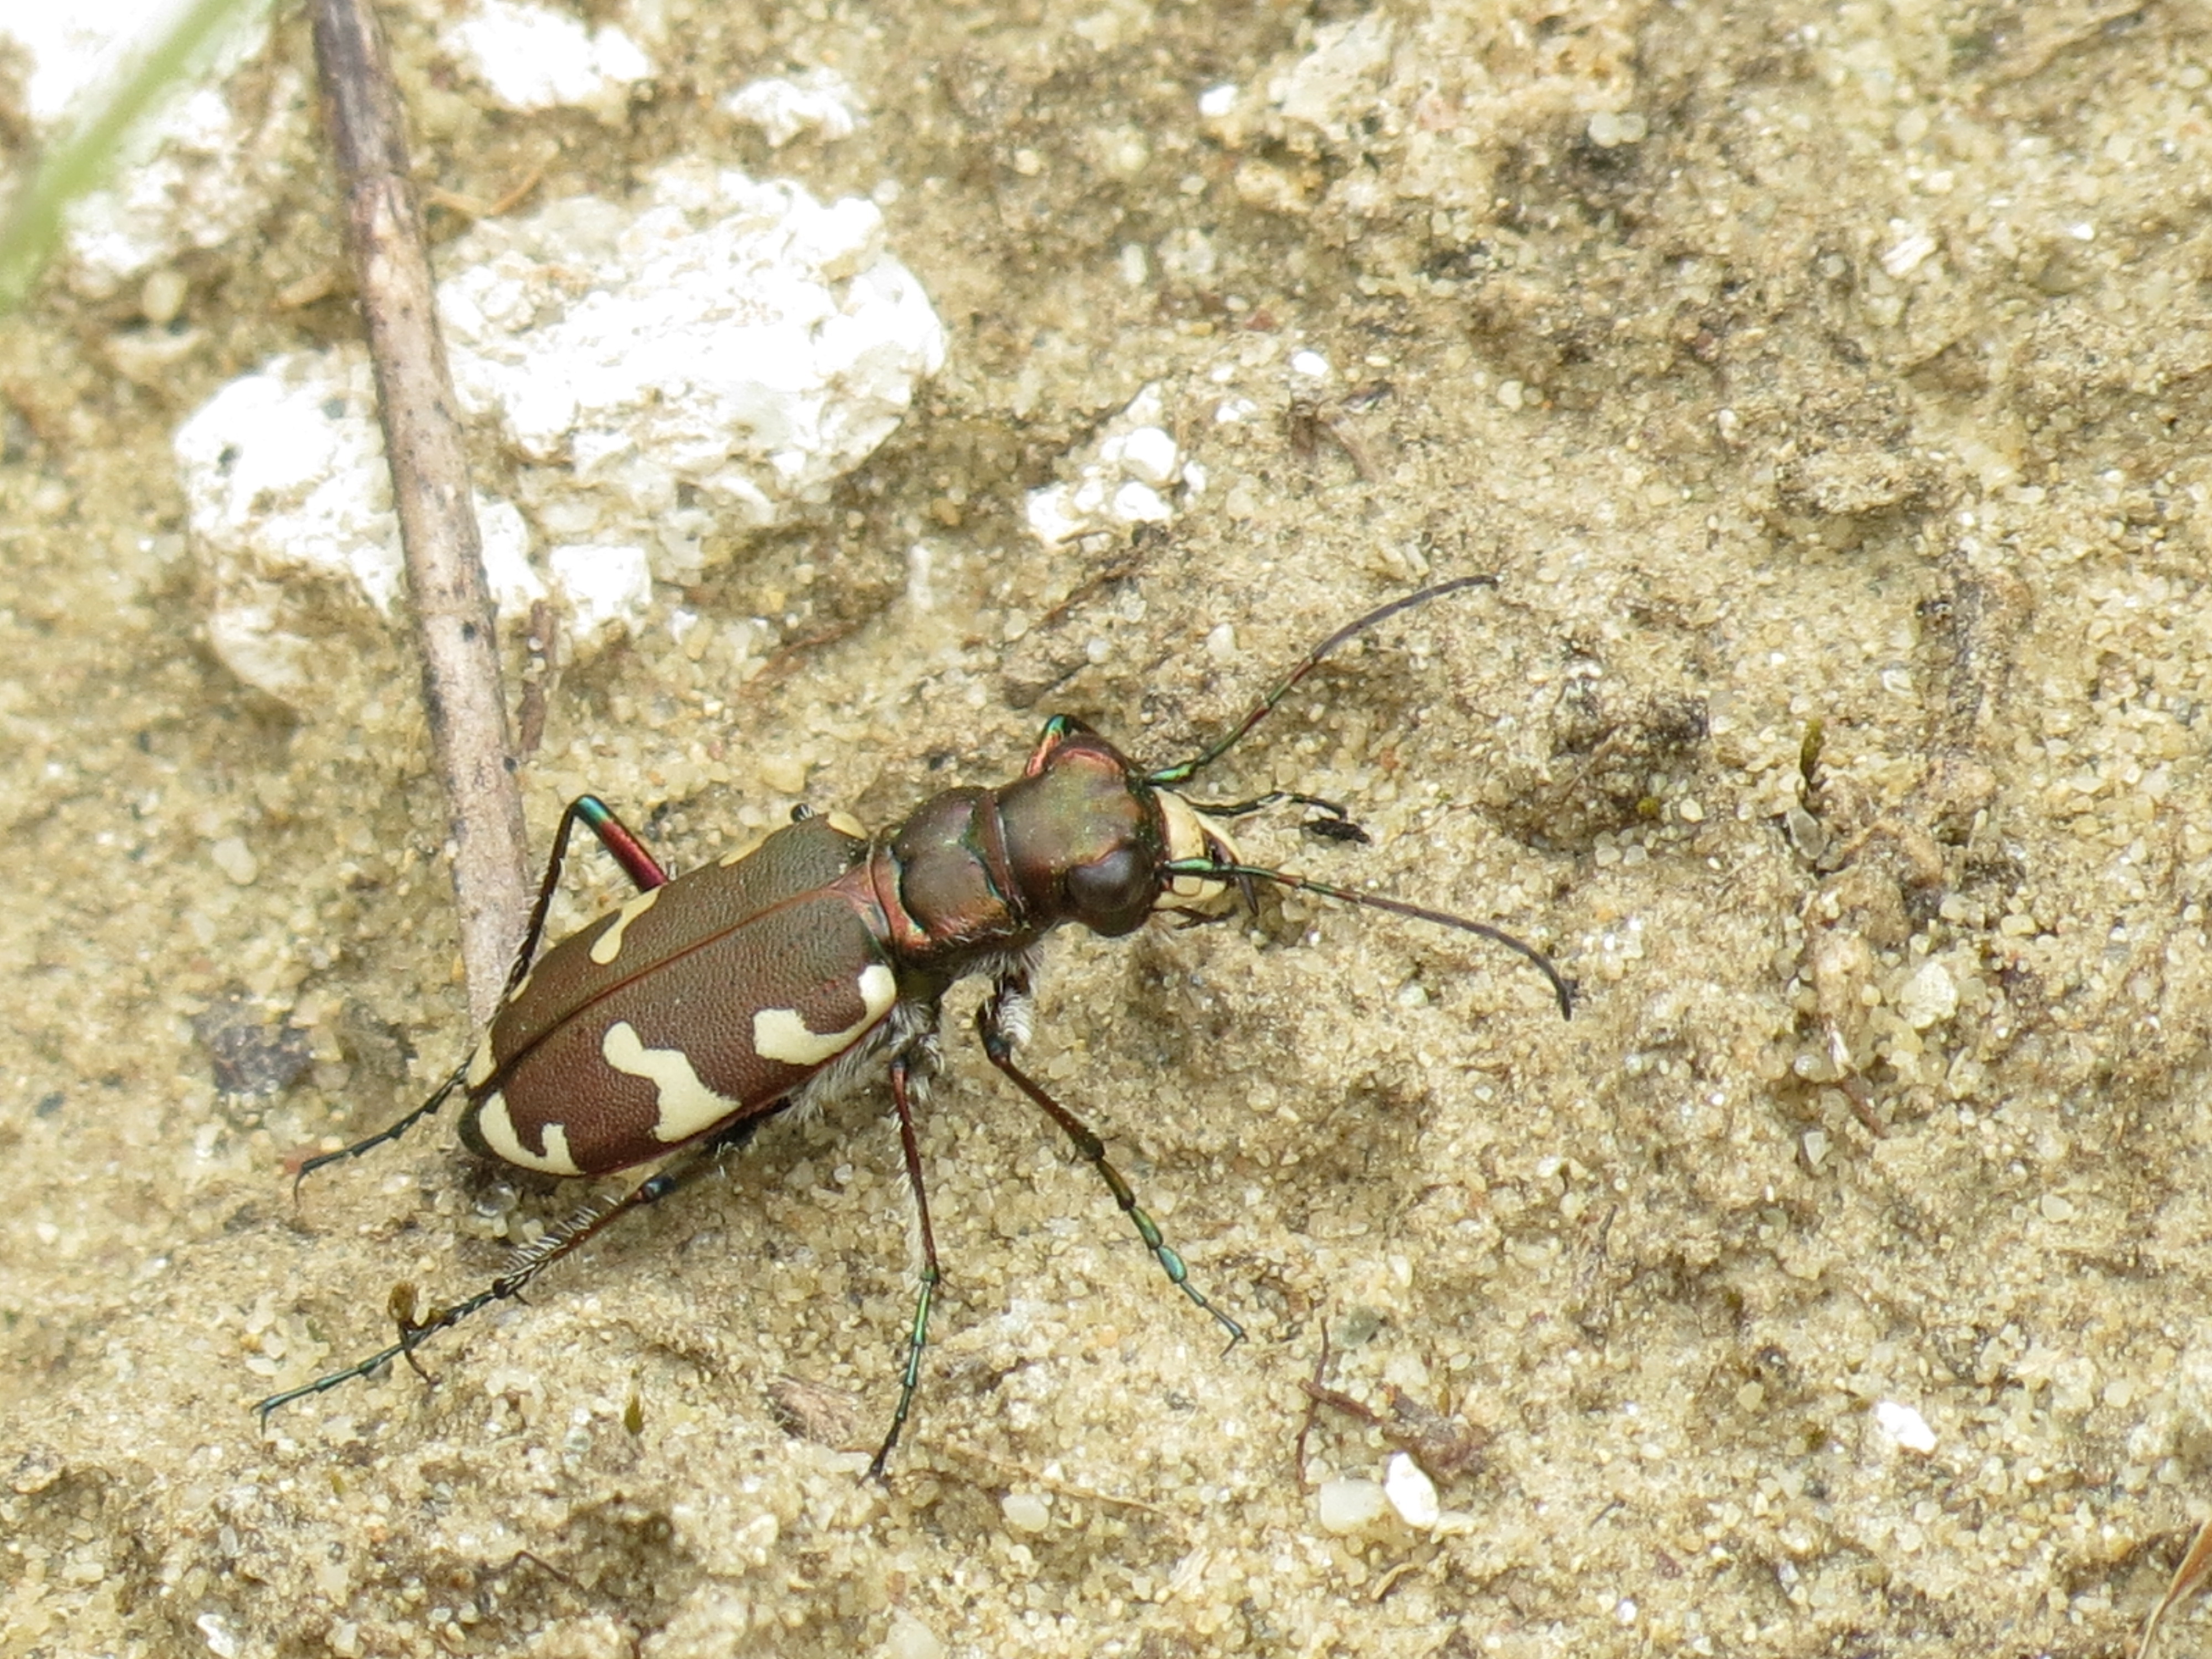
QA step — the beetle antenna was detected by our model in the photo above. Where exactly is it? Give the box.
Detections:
[1145,575,1497,787]
[1161,857,1573,1020]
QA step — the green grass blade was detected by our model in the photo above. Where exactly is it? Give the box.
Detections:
[0,0,268,314]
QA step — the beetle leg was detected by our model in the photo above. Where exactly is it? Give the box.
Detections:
[325,807,660,1186]
[1191,789,1371,844]
[289,1056,472,1193]
[293,794,675,1192]
[974,973,1245,1350]
[868,1049,942,1481]
[255,1148,711,1423]
[500,795,669,1004]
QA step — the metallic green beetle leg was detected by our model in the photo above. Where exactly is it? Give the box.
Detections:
[869,1048,942,1481]
[975,974,1244,1350]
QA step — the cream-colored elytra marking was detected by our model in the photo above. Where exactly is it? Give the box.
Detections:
[601,1021,744,1144]
[825,810,868,840]
[753,963,898,1066]
[465,1037,499,1088]
[716,833,766,868]
[473,1092,581,1176]
[1154,791,1241,911]
[589,885,662,964]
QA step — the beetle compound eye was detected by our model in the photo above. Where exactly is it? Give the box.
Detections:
[1064,846,1150,924]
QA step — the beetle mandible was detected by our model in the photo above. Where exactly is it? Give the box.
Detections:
[257,576,1573,1477]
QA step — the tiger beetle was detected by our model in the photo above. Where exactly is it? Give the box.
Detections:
[256,576,1573,1478]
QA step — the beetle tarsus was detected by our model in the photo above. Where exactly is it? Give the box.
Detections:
[289,1059,471,1197]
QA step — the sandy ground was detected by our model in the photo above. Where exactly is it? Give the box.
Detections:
[8,1,2212,1655]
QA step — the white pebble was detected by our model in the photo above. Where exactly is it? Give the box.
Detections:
[196,1613,242,1659]
[1118,425,1180,487]
[1896,959,1957,1030]
[547,542,652,642]
[1110,480,1170,524]
[1000,1490,1051,1533]
[1024,384,1181,546]
[1801,1128,1830,1171]
[1873,1399,1937,1454]
[1383,1451,1440,1528]
[722,69,859,147]
[210,836,259,886]
[140,267,189,326]
[1881,227,1938,279]
[175,163,941,714]
[881,1613,945,1659]
[1587,109,1647,147]
[1024,484,1087,547]
[442,0,653,119]
[760,754,809,795]
[1316,1476,1387,1533]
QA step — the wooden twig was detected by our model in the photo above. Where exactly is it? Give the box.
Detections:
[0,0,257,314]
[310,0,529,1024]
[421,145,557,221]
[2140,1511,2212,1659]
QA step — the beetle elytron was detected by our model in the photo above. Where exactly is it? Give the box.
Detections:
[257,576,1572,1475]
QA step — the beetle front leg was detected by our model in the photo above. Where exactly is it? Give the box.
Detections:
[974,974,1244,1349]
[868,1048,943,1481]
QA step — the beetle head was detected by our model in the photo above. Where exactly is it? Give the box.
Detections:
[1002,716,1238,937]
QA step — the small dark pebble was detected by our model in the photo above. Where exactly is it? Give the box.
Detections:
[194,993,314,1097]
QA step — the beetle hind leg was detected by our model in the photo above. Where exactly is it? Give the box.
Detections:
[292,795,674,1194]
[289,1057,472,1193]
[501,795,670,1006]
[254,1147,714,1425]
